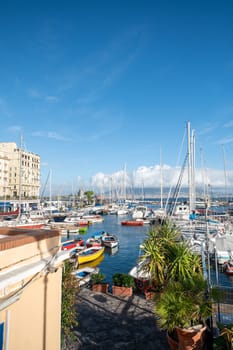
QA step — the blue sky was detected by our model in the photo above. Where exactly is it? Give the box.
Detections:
[1,1,233,194]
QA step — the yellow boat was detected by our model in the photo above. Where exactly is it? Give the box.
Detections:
[77,246,105,265]
[79,253,104,269]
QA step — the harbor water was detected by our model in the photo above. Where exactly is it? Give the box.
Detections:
[62,213,233,289]
[62,214,149,285]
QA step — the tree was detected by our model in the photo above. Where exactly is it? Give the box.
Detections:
[84,190,95,205]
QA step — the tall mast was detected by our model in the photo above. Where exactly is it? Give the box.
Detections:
[222,144,228,203]
[18,135,23,218]
[49,169,52,216]
[187,121,195,212]
[160,147,163,209]
[191,128,196,210]
[187,121,192,211]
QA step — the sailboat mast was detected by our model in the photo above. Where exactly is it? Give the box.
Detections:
[191,128,196,211]
[160,147,163,209]
[187,122,192,211]
[222,144,228,203]
[18,135,23,218]
[49,169,52,216]
[187,121,195,212]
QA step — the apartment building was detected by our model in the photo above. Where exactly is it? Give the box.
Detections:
[0,227,70,350]
[0,142,40,199]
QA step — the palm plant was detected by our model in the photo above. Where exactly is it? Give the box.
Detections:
[139,231,165,286]
[156,275,212,331]
[218,323,233,350]
[139,221,180,285]
[139,220,202,287]
[138,220,223,349]
[166,241,202,282]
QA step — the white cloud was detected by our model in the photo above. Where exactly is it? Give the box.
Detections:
[45,95,58,102]
[90,165,231,192]
[32,130,68,141]
[223,120,233,128]
[27,89,58,103]
[217,137,233,145]
[27,88,41,98]
[7,125,22,133]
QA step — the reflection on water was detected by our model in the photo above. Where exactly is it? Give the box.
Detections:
[78,253,104,269]
[104,246,119,256]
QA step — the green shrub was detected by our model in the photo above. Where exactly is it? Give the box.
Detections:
[61,261,79,345]
[112,273,135,288]
[91,272,106,285]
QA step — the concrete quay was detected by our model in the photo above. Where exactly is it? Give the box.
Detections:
[66,287,169,350]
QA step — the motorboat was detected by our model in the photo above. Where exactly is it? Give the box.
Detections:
[132,205,149,219]
[128,259,150,291]
[77,246,105,265]
[86,237,102,248]
[61,237,85,251]
[121,220,144,226]
[101,234,119,248]
[72,266,100,287]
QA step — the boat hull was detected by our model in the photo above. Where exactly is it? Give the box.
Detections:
[78,247,105,264]
[72,266,99,287]
[13,223,45,229]
[61,238,85,251]
[102,234,119,248]
[121,221,144,226]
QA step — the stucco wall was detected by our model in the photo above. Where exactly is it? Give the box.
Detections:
[0,267,62,350]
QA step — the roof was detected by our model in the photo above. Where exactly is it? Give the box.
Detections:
[0,227,60,251]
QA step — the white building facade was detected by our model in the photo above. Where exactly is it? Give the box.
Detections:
[0,142,40,199]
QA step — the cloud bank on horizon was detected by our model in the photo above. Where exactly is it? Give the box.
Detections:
[48,164,231,197]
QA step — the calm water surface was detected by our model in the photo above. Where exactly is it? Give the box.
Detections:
[63,213,233,288]
[65,214,149,285]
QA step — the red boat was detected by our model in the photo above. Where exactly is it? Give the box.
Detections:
[121,220,144,226]
[0,207,19,218]
[13,222,45,229]
[6,219,45,229]
[61,238,85,251]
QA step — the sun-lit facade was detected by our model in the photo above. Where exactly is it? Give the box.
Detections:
[0,227,69,350]
[0,142,40,199]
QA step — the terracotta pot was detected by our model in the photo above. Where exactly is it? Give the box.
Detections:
[112,285,133,297]
[92,283,109,293]
[144,289,160,301]
[167,331,179,350]
[175,325,206,350]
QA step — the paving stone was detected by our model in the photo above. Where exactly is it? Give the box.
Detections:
[65,287,169,350]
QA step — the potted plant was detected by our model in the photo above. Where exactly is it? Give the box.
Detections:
[144,284,163,301]
[216,322,233,350]
[112,273,135,297]
[155,275,221,350]
[91,272,109,293]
